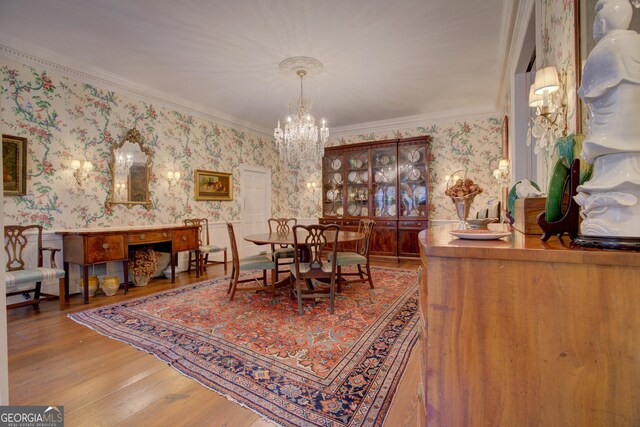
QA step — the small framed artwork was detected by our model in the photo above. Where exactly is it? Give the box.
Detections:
[194,169,233,201]
[2,134,27,196]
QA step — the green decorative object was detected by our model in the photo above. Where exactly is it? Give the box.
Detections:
[545,158,570,222]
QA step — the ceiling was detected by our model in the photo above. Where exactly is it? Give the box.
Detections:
[0,0,513,136]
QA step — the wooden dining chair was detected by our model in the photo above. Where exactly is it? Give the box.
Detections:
[328,219,375,292]
[226,222,276,300]
[267,218,297,278]
[290,224,340,315]
[4,224,66,309]
[184,218,227,275]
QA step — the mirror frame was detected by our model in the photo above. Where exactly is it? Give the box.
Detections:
[105,128,154,210]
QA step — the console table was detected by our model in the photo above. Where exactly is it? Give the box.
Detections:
[57,225,200,304]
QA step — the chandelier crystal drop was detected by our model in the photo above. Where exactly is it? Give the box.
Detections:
[274,59,329,166]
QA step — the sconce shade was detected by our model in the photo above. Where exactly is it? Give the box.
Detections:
[534,66,560,95]
[498,159,510,172]
[71,159,81,170]
[82,161,94,171]
[528,84,544,107]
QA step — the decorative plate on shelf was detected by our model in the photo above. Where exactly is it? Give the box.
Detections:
[360,171,368,182]
[331,158,342,170]
[326,190,335,201]
[409,168,421,181]
[408,150,421,162]
[336,206,343,216]
[347,204,360,216]
[355,159,363,168]
[333,172,343,184]
[448,229,512,240]
[380,155,390,165]
[388,205,397,216]
[361,207,368,216]
[347,171,358,183]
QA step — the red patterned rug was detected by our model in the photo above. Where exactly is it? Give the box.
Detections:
[69,266,419,427]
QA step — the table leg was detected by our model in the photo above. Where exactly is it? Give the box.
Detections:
[123,260,129,294]
[171,252,177,283]
[63,261,70,298]
[82,265,89,304]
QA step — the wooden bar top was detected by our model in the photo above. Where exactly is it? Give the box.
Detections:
[419,223,640,267]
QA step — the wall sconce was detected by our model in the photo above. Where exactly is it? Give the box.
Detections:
[527,65,567,155]
[306,181,318,192]
[70,159,94,186]
[493,158,510,181]
[167,170,181,187]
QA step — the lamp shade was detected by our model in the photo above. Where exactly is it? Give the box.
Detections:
[528,84,544,107]
[533,66,560,95]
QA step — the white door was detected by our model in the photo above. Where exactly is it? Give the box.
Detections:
[241,166,271,257]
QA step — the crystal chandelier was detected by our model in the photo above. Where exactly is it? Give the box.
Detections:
[274,57,329,166]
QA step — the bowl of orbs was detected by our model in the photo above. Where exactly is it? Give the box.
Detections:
[445,173,483,230]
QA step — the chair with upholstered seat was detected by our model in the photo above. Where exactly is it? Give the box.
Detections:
[4,224,66,310]
[328,219,375,292]
[226,222,276,300]
[290,223,339,315]
[184,218,227,275]
[267,218,297,278]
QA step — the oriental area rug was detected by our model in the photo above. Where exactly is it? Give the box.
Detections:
[69,266,419,427]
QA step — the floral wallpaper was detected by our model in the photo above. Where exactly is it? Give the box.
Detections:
[1,58,283,230]
[540,0,578,135]
[281,117,505,221]
[2,56,503,228]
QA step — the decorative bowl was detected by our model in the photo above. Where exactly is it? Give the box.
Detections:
[466,217,498,230]
[79,275,99,297]
[101,276,120,296]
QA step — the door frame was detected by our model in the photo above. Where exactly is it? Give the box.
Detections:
[240,165,272,257]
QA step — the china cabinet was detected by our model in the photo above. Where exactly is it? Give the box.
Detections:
[320,136,430,260]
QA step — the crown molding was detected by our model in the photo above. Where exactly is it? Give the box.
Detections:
[0,37,273,139]
[494,0,518,112]
[330,108,499,138]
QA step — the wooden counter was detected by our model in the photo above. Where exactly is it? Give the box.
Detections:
[418,224,640,426]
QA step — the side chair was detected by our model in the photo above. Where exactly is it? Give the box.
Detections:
[267,218,297,278]
[328,219,375,292]
[4,224,66,310]
[290,223,339,315]
[226,222,276,300]
[184,218,228,275]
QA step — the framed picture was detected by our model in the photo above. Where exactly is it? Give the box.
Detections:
[194,170,233,201]
[2,134,27,196]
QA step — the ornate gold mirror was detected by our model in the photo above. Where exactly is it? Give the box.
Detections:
[106,128,153,210]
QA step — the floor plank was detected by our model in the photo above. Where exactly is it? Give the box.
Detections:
[7,261,420,426]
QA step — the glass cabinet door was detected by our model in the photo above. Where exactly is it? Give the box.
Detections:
[398,143,428,217]
[371,146,397,217]
[322,152,344,217]
[344,150,369,217]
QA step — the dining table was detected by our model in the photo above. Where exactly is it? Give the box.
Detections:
[243,229,365,286]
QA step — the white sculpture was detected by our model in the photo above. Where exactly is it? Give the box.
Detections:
[575,0,640,239]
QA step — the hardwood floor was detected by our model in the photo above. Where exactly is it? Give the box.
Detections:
[7,261,420,427]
